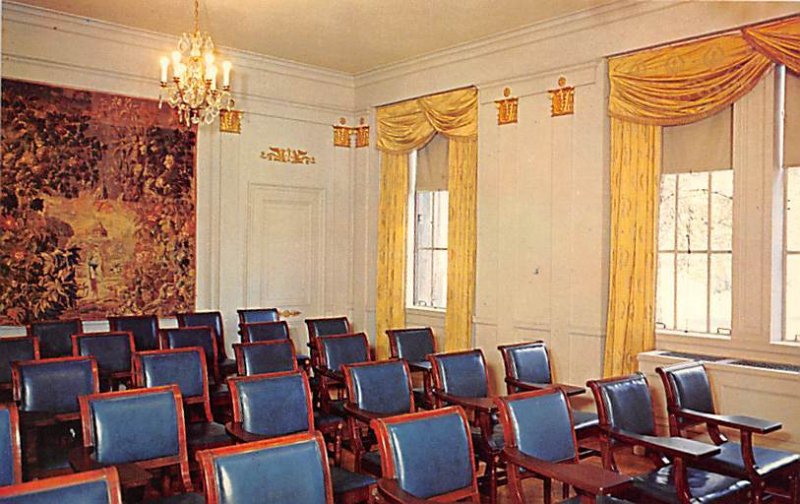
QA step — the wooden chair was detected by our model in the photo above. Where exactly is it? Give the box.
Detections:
[12,356,99,480]
[428,349,504,504]
[371,406,480,503]
[27,319,81,358]
[198,432,334,504]
[237,308,279,328]
[176,311,236,378]
[0,403,22,487]
[587,373,751,504]
[342,360,415,474]
[315,333,371,415]
[657,362,800,503]
[71,385,203,503]
[498,341,600,457]
[72,331,135,391]
[0,467,122,503]
[233,340,298,376]
[133,348,232,464]
[0,337,39,401]
[306,316,352,367]
[226,371,374,503]
[496,388,632,504]
[386,327,436,409]
[108,315,159,351]
[241,321,312,370]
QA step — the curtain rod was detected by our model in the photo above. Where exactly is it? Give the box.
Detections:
[376,85,477,109]
[608,12,798,60]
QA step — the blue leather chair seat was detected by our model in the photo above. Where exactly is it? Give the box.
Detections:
[633,465,750,503]
[708,441,800,478]
[313,412,343,429]
[150,492,205,504]
[186,422,230,447]
[572,410,600,431]
[330,466,376,494]
[471,423,504,451]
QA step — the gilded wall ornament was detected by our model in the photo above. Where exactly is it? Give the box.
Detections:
[260,147,316,164]
[495,87,519,125]
[219,109,243,133]
[548,77,575,117]
[333,117,352,147]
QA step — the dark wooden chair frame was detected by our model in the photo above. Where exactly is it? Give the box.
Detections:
[108,315,159,352]
[236,308,280,334]
[0,402,23,486]
[342,359,416,474]
[197,431,335,504]
[0,336,40,397]
[496,388,631,504]
[587,373,750,504]
[72,385,195,495]
[314,332,372,414]
[656,362,800,503]
[371,406,481,503]
[240,321,290,343]
[306,316,352,368]
[27,318,82,358]
[0,467,122,503]
[386,327,437,409]
[232,339,299,376]
[175,310,235,377]
[71,331,136,391]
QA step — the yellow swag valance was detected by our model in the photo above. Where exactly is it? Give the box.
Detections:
[604,15,800,377]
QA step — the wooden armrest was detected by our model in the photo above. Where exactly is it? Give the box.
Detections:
[434,392,497,413]
[343,403,389,424]
[315,367,343,382]
[377,479,433,504]
[610,429,720,460]
[69,447,152,489]
[68,446,103,472]
[505,378,585,396]
[503,448,631,495]
[225,422,271,443]
[679,409,782,434]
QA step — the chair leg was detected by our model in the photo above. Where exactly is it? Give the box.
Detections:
[506,464,525,504]
[543,477,552,504]
[791,470,799,504]
[562,481,569,500]
[487,458,498,504]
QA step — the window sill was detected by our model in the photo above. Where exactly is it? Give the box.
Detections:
[406,306,446,317]
[656,330,731,342]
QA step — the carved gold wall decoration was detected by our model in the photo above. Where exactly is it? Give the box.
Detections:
[333,117,352,147]
[219,109,243,133]
[495,87,519,125]
[548,77,575,117]
[278,309,302,318]
[354,117,369,148]
[260,147,316,164]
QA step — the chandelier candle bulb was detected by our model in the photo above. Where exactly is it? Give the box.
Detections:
[222,61,231,88]
[160,57,169,84]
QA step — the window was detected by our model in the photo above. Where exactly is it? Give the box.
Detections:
[409,134,448,310]
[656,108,733,335]
[783,70,800,342]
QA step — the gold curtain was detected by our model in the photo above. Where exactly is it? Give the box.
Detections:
[604,15,800,376]
[375,87,478,358]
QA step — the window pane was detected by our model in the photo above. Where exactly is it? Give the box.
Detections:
[787,255,800,342]
[656,252,675,329]
[710,171,733,251]
[787,167,800,252]
[433,191,448,249]
[415,192,433,248]
[432,249,448,309]
[675,253,708,333]
[659,175,677,251]
[709,253,732,334]
[677,173,709,252]
[414,250,433,307]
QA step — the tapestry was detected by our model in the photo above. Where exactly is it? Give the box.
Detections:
[1,79,196,325]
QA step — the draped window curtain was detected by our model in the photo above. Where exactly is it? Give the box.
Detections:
[375,87,478,359]
[605,15,800,376]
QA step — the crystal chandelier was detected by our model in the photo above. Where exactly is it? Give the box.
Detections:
[159,0,233,127]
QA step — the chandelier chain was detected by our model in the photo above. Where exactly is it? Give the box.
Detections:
[193,0,200,34]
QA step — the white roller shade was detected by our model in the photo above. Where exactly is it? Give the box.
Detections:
[416,133,449,191]
[786,73,800,168]
[663,106,733,174]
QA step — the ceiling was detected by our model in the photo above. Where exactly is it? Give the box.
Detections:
[12,0,616,74]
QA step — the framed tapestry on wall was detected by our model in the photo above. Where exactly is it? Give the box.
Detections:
[0,79,197,325]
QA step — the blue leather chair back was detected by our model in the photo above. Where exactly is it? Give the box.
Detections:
[138,350,205,398]
[432,351,488,398]
[0,338,37,384]
[595,373,655,435]
[161,327,215,368]
[177,312,224,362]
[505,343,552,384]
[230,373,311,437]
[319,334,369,372]
[503,391,575,463]
[238,309,279,325]
[308,318,349,338]
[86,387,181,465]
[242,322,289,342]
[75,333,132,374]
[347,361,412,414]
[109,316,158,351]
[16,358,97,413]
[235,341,296,375]
[383,409,473,499]
[29,320,81,359]
[203,434,330,504]
[0,405,18,487]
[663,363,715,414]
[0,468,120,503]
[390,328,435,363]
